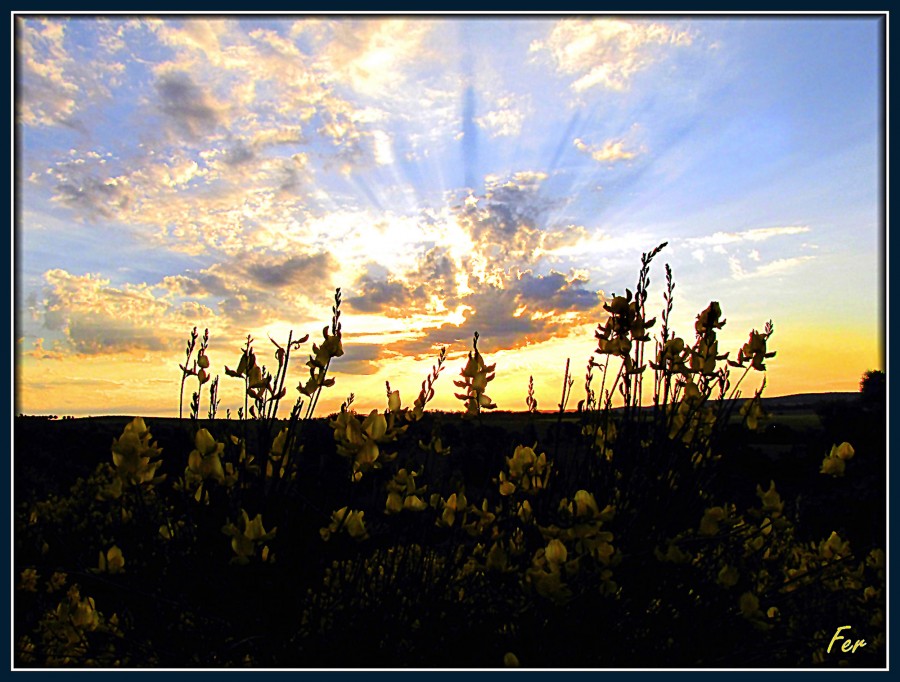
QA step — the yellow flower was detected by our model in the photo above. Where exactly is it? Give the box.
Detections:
[545,539,568,567]
[388,390,402,413]
[699,506,726,536]
[222,510,277,564]
[756,481,783,517]
[573,489,601,519]
[819,531,850,561]
[320,507,367,541]
[820,454,846,477]
[403,495,428,512]
[831,442,855,460]
[454,332,497,415]
[47,571,67,593]
[740,396,767,430]
[111,417,165,487]
[486,542,509,572]
[736,328,776,371]
[18,568,38,592]
[385,491,404,515]
[186,428,225,486]
[695,301,725,336]
[437,493,465,528]
[718,564,739,588]
[97,546,125,574]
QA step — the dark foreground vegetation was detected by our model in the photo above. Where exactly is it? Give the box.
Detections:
[13,249,886,669]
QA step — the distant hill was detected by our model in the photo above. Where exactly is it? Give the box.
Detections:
[758,392,859,410]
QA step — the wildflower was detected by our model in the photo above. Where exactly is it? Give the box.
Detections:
[111,417,165,488]
[320,507,368,541]
[500,445,551,495]
[740,395,767,430]
[97,546,125,574]
[385,492,404,514]
[403,495,428,512]
[454,332,497,416]
[732,325,776,371]
[331,408,402,480]
[222,509,277,564]
[668,381,716,443]
[387,389,402,414]
[650,337,691,375]
[756,481,783,518]
[820,442,854,477]
[186,428,226,487]
[593,421,617,461]
[695,302,725,336]
[463,499,496,536]
[545,539,568,567]
[573,489,601,519]
[718,564,739,588]
[819,531,851,561]
[526,547,574,604]
[690,337,727,376]
[18,568,38,592]
[436,492,466,528]
[47,571,67,593]
[486,542,509,572]
[831,442,855,460]
[699,506,726,536]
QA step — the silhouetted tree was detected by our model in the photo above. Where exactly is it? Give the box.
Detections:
[860,369,886,407]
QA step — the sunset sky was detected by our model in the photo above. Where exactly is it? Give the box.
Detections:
[14,14,885,418]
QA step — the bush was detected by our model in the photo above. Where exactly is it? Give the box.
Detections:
[14,249,885,668]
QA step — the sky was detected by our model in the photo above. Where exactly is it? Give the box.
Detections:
[13,14,885,418]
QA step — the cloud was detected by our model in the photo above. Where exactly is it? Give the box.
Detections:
[686,225,811,247]
[727,255,815,281]
[530,18,693,92]
[476,96,528,138]
[331,342,387,375]
[455,171,556,270]
[38,269,177,354]
[385,269,604,358]
[16,17,126,129]
[314,19,440,98]
[574,137,638,163]
[242,252,336,291]
[155,70,227,139]
[347,276,417,315]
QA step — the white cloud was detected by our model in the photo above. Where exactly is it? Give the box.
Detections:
[728,255,815,281]
[476,96,528,138]
[574,137,638,163]
[530,18,693,92]
[686,226,811,247]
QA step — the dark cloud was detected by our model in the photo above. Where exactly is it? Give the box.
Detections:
[243,252,335,290]
[387,271,603,358]
[516,271,599,310]
[330,342,386,375]
[412,246,457,302]
[348,276,416,314]
[65,316,169,354]
[155,71,223,138]
[454,175,565,267]
[52,175,131,219]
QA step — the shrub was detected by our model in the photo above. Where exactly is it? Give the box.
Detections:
[14,252,885,668]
